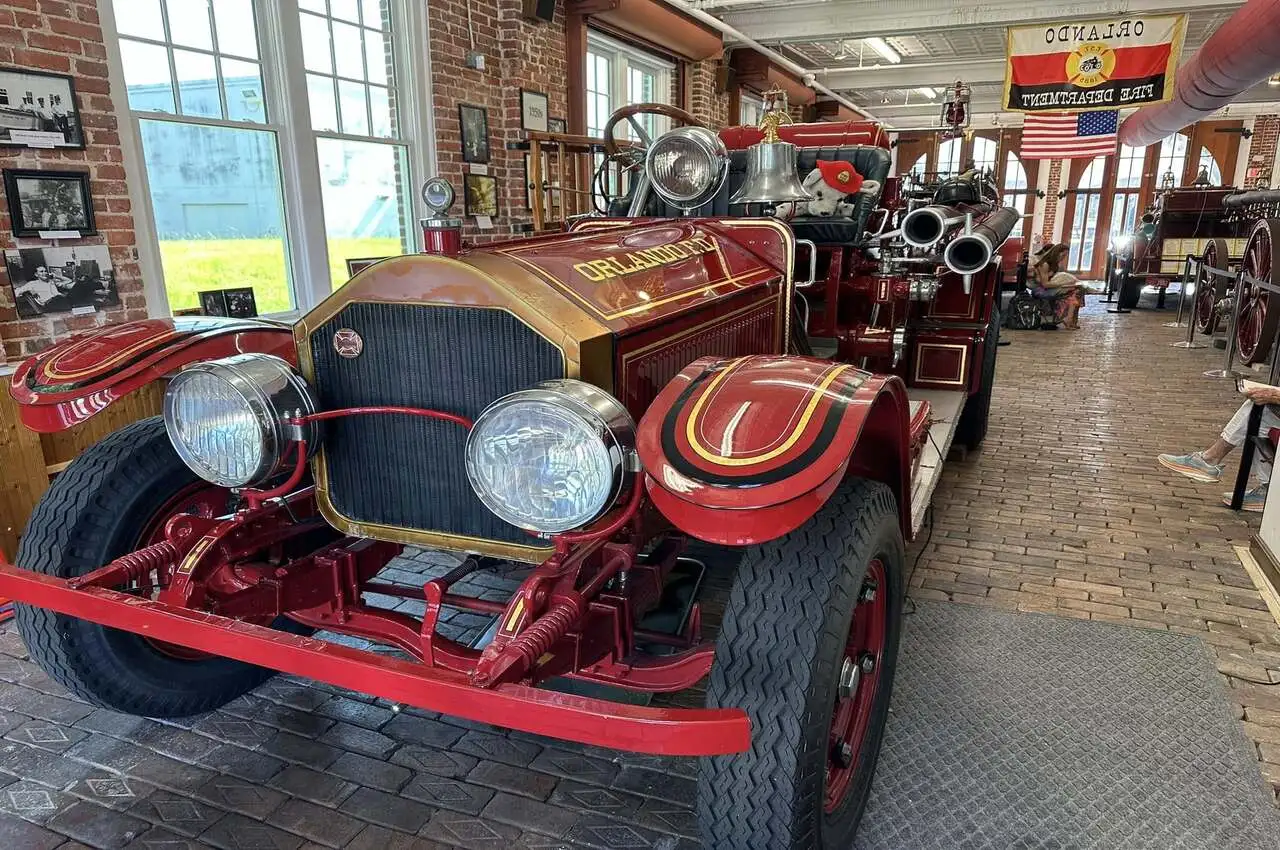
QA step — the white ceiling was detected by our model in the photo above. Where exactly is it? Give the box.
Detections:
[691,0,1278,127]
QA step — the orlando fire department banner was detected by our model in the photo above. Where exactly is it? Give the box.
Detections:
[1004,15,1186,113]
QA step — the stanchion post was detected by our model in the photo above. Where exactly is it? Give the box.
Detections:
[1102,251,1117,304]
[1107,254,1132,314]
[1172,260,1208,348]
[1204,268,1244,379]
[1164,254,1192,328]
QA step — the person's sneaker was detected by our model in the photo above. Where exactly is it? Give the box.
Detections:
[1223,484,1268,512]
[1157,452,1224,483]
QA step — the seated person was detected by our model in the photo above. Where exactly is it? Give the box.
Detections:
[1032,243,1086,329]
[1156,382,1280,512]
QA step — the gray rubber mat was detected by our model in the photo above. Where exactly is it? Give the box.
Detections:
[855,600,1280,850]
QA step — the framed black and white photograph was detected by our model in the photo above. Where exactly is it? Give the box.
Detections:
[464,172,498,218]
[458,103,490,164]
[0,67,84,148]
[3,168,95,236]
[520,89,549,132]
[548,117,567,134]
[224,287,258,318]
[4,245,118,319]
[199,290,230,317]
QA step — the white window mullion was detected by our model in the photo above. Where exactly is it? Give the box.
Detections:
[262,0,330,313]
[101,0,170,318]
[398,0,435,246]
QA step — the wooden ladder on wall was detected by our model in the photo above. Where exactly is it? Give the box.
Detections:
[518,131,639,232]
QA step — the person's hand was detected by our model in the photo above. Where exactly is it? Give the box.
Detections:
[1245,384,1280,405]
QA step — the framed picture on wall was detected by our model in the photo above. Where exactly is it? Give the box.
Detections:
[548,117,567,134]
[0,67,85,148]
[4,245,118,319]
[464,173,498,218]
[458,103,490,164]
[345,257,387,277]
[3,169,95,236]
[520,89,549,132]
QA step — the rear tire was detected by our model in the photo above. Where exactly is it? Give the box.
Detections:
[15,417,283,717]
[697,478,904,849]
[955,307,1000,450]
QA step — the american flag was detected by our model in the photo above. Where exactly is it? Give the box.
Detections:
[1020,111,1119,160]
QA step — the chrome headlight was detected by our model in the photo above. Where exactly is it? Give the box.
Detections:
[465,380,637,534]
[645,126,728,210]
[163,354,319,488]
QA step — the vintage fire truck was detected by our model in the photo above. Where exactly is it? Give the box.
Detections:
[0,101,1014,848]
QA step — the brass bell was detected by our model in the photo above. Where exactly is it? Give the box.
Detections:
[730,92,812,207]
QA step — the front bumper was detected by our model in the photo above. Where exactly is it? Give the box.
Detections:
[0,561,749,756]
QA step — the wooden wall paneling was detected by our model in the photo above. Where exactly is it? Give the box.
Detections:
[0,391,53,561]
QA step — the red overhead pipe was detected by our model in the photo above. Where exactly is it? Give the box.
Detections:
[1120,0,1280,147]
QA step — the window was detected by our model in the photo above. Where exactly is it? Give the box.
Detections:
[1108,144,1145,252]
[1197,147,1222,185]
[1067,156,1107,272]
[971,137,998,174]
[908,153,927,178]
[585,31,673,140]
[739,92,764,128]
[937,138,961,177]
[1155,133,1188,187]
[298,0,414,287]
[1002,152,1029,240]
[110,0,425,315]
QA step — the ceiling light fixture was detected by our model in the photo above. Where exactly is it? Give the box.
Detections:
[1269,74,1280,87]
[864,37,901,65]
[916,86,937,98]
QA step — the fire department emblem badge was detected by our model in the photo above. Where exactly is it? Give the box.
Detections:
[333,328,363,358]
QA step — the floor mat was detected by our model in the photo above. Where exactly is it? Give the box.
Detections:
[855,600,1280,850]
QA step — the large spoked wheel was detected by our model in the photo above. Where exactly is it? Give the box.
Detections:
[15,417,288,717]
[698,478,904,849]
[1194,238,1230,335]
[1237,220,1280,365]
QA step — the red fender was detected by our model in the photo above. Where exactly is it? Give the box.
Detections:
[9,317,295,432]
[636,355,911,546]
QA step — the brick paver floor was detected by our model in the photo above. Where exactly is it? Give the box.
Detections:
[1,293,1278,849]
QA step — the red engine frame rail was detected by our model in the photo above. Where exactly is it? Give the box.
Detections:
[0,561,747,755]
[0,403,748,756]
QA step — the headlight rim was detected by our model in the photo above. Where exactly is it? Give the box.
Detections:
[644,125,730,210]
[465,380,638,535]
[163,353,319,489]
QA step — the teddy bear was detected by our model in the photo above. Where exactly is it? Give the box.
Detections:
[774,160,880,221]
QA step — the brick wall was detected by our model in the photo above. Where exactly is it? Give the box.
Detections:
[0,0,143,363]
[428,0,568,243]
[1246,114,1279,187]
[687,59,728,129]
[1040,159,1064,243]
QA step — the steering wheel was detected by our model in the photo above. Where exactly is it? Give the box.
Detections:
[598,103,706,215]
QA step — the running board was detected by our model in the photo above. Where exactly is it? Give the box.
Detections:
[907,389,967,537]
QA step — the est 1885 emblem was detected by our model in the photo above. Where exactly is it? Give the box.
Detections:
[333,328,363,358]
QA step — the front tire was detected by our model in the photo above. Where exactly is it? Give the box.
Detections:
[15,416,282,717]
[697,478,904,849]
[955,307,1000,450]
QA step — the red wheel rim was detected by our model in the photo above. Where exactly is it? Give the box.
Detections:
[1239,224,1274,363]
[824,559,888,814]
[1194,284,1216,332]
[135,481,230,660]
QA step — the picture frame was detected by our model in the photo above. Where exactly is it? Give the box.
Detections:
[464,172,499,218]
[198,290,230,317]
[198,287,257,318]
[345,257,386,277]
[548,117,567,134]
[520,88,549,132]
[2,168,95,236]
[458,103,490,164]
[0,66,85,149]
[4,245,118,319]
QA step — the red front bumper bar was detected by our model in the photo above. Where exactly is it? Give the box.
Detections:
[0,562,749,756]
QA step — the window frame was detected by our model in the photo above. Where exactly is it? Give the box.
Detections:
[585,29,675,140]
[102,0,437,320]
